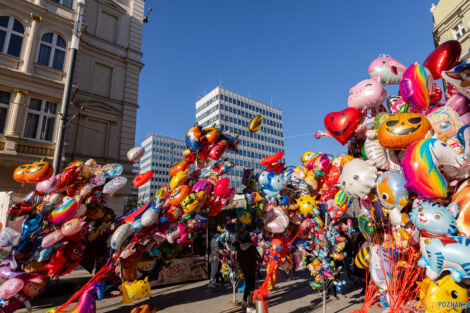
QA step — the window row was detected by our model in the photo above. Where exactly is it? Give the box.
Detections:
[0,89,57,141]
[0,16,67,71]
[197,104,218,121]
[220,103,282,129]
[196,94,218,114]
[219,94,281,120]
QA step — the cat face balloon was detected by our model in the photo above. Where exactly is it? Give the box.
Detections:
[339,158,377,199]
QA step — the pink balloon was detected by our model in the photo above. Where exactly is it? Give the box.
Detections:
[213,177,230,197]
[460,112,470,125]
[192,180,212,193]
[348,78,387,111]
[446,93,470,115]
[36,174,60,193]
[0,277,24,299]
[41,230,64,248]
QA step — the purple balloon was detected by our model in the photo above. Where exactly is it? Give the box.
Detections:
[446,93,470,115]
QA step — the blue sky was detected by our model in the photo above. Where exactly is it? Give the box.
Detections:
[136,0,437,165]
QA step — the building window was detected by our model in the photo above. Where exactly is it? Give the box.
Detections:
[23,98,57,141]
[455,23,466,39]
[50,0,73,7]
[37,33,66,71]
[0,16,24,58]
[0,90,10,134]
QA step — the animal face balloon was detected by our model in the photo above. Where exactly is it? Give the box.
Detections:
[410,201,458,235]
[443,64,470,101]
[348,78,387,111]
[368,55,407,85]
[376,171,408,210]
[339,158,377,199]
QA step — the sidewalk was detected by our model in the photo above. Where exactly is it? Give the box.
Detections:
[24,270,384,313]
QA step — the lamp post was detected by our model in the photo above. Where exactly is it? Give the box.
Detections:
[52,0,86,174]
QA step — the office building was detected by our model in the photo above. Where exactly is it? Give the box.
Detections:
[0,0,144,213]
[138,133,186,203]
[431,0,470,59]
[195,86,285,190]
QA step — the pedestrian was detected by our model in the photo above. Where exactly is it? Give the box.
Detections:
[208,234,220,288]
[236,233,262,309]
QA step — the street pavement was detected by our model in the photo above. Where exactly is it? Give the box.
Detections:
[24,270,387,313]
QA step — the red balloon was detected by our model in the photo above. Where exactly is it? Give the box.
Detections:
[429,83,443,105]
[133,170,153,187]
[213,177,230,197]
[423,40,461,79]
[261,152,284,166]
[445,83,458,100]
[324,108,361,145]
[323,166,340,187]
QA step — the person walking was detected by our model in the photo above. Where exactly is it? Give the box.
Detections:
[236,233,262,308]
[208,234,220,288]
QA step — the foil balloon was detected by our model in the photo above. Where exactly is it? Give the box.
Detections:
[368,54,407,85]
[50,198,79,225]
[110,224,134,250]
[201,127,219,144]
[13,163,33,184]
[263,206,289,233]
[0,266,22,279]
[41,231,64,248]
[208,140,228,160]
[339,158,377,199]
[443,64,470,100]
[169,171,188,190]
[429,83,443,106]
[364,138,389,170]
[418,274,467,313]
[103,176,127,196]
[119,277,151,304]
[133,171,153,188]
[24,161,53,184]
[348,78,387,111]
[102,163,123,178]
[185,124,203,151]
[127,147,145,162]
[36,174,60,194]
[324,107,362,145]
[213,177,230,197]
[446,93,470,125]
[401,139,459,199]
[446,83,458,100]
[453,184,470,237]
[0,277,24,299]
[423,40,461,80]
[399,64,432,112]
[61,218,86,236]
[249,115,263,133]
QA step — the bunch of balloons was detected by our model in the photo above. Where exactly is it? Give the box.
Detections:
[0,158,125,312]
[313,40,470,312]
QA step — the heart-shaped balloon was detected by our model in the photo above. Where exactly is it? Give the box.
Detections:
[423,40,461,79]
[324,108,361,145]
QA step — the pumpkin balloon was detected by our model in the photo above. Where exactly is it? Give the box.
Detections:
[13,164,33,184]
[201,127,219,144]
[249,115,263,133]
[24,161,53,183]
[377,113,431,150]
[324,108,362,145]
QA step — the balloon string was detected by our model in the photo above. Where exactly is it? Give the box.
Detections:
[285,131,317,139]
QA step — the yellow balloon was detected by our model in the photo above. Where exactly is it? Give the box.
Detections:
[169,170,188,190]
[119,277,151,304]
[296,195,318,215]
[248,115,263,133]
[418,275,467,313]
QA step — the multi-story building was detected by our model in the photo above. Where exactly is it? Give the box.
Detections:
[0,0,144,213]
[195,86,285,190]
[431,0,470,59]
[138,133,186,204]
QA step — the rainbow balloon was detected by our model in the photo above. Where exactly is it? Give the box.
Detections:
[399,64,430,112]
[50,198,78,225]
[400,139,447,199]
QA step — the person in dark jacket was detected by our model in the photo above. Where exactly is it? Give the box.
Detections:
[236,233,262,307]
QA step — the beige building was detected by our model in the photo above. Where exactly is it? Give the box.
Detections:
[432,0,470,59]
[0,0,144,213]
